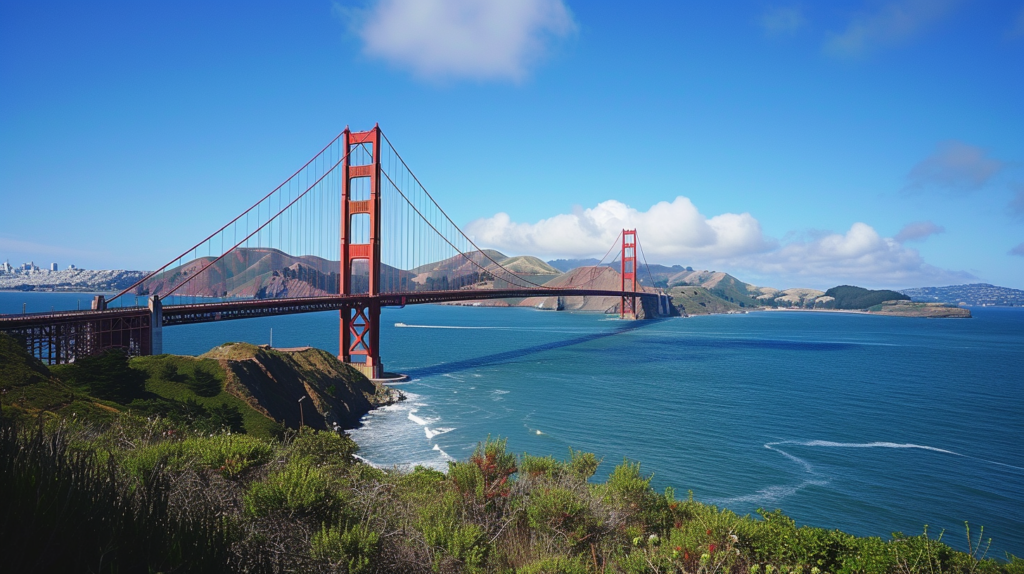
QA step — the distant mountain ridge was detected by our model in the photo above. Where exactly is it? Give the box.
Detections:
[7,249,1021,312]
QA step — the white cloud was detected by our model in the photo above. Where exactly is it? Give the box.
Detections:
[346,0,576,81]
[825,0,958,57]
[894,220,945,243]
[904,140,1005,193]
[467,197,975,289]
[733,223,975,288]
[761,7,806,36]
[465,197,773,262]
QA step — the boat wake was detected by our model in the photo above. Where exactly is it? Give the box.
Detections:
[710,439,1023,508]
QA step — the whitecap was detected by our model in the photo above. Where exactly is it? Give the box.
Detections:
[407,410,429,426]
[425,427,455,439]
[432,444,455,461]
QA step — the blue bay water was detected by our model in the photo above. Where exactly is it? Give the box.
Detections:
[2,291,1022,556]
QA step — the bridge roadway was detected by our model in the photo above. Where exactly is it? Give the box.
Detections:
[0,288,660,328]
[161,288,659,325]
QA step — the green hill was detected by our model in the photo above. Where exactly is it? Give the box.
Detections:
[0,334,399,440]
[825,285,911,310]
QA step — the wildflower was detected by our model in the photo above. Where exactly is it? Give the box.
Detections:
[730,534,739,543]
[709,543,717,554]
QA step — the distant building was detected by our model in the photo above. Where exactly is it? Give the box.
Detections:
[68,264,77,270]
[51,262,58,271]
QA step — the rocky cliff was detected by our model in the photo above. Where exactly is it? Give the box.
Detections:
[201,343,402,430]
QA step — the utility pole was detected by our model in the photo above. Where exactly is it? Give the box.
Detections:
[298,396,306,429]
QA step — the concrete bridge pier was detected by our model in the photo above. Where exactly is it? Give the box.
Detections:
[149,295,163,355]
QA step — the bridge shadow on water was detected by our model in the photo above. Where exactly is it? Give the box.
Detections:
[401,319,659,379]
[402,320,860,379]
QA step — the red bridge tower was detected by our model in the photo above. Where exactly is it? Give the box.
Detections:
[620,229,637,320]
[339,125,384,378]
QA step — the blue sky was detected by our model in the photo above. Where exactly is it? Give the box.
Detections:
[2,1,1022,290]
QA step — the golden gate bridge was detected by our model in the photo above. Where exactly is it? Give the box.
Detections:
[0,125,671,377]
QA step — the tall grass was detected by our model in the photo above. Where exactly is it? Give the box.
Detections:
[0,416,269,573]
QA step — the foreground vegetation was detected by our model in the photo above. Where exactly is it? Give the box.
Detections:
[1,334,1020,573]
[2,414,1021,574]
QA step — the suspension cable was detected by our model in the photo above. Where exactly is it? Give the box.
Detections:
[109,130,347,305]
[161,149,352,299]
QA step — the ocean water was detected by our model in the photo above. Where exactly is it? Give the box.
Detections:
[2,291,1022,556]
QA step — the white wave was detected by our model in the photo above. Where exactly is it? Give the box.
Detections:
[492,390,510,395]
[407,410,429,426]
[433,444,455,461]
[423,425,456,437]
[352,454,383,469]
[425,427,455,439]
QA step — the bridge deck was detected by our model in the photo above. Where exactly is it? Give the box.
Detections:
[0,288,659,327]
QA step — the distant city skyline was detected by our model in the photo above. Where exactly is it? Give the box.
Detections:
[1,2,1022,290]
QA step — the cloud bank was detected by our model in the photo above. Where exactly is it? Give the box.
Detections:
[904,140,1005,193]
[826,0,959,57]
[466,197,975,289]
[349,0,576,81]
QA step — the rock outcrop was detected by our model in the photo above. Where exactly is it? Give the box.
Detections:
[201,343,402,430]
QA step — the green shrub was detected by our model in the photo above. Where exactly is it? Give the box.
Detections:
[311,523,379,574]
[448,459,484,499]
[603,459,673,531]
[567,448,600,479]
[156,361,181,382]
[606,459,653,501]
[186,367,222,397]
[418,490,489,572]
[207,403,245,433]
[60,349,147,402]
[521,453,564,478]
[244,462,343,520]
[526,486,598,547]
[288,428,358,466]
[122,433,273,479]
[461,435,516,502]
